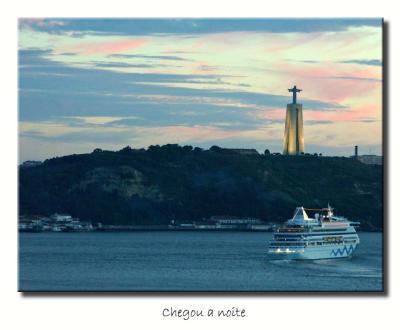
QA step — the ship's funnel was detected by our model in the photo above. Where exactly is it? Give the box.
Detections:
[288,207,313,225]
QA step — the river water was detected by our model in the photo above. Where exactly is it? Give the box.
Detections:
[19,231,383,292]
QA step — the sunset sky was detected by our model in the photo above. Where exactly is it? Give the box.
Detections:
[18,18,382,161]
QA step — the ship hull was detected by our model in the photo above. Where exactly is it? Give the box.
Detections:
[268,243,358,260]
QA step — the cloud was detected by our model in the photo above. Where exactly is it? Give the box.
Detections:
[74,39,147,55]
[296,60,320,63]
[58,52,78,56]
[305,120,333,125]
[19,18,382,35]
[359,117,381,123]
[328,76,381,82]
[93,62,180,69]
[19,122,242,147]
[19,49,345,126]
[20,129,133,144]
[109,54,193,61]
[301,104,380,123]
[338,59,382,66]
[19,18,66,30]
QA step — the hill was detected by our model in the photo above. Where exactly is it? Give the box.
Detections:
[19,145,383,230]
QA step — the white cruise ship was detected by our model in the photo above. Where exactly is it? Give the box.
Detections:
[268,206,360,260]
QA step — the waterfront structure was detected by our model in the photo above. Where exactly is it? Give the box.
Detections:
[18,214,94,232]
[357,154,383,165]
[168,216,271,231]
[351,146,382,165]
[268,205,360,260]
[209,216,261,225]
[283,85,304,155]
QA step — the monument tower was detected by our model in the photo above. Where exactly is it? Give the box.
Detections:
[283,85,304,155]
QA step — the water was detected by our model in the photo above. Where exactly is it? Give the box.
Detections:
[19,232,383,292]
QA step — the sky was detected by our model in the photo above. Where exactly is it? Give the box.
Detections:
[18,18,382,161]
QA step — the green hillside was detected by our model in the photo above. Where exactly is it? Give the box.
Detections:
[19,145,383,230]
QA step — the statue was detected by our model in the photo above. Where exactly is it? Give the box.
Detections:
[288,85,302,104]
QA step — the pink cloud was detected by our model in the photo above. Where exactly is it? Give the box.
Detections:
[270,62,381,103]
[75,39,147,55]
[304,104,380,122]
[302,78,378,103]
[255,108,285,121]
[191,61,218,75]
[256,102,380,125]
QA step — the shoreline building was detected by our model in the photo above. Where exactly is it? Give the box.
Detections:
[283,85,305,155]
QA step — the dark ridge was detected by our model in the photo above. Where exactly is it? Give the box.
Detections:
[19,144,383,231]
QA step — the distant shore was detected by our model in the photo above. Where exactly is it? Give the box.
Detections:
[19,226,382,233]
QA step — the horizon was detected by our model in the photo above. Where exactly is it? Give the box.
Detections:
[18,18,383,161]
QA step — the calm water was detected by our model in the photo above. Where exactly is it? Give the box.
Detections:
[19,231,383,292]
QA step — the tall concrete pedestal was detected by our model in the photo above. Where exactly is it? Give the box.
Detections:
[283,103,304,155]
